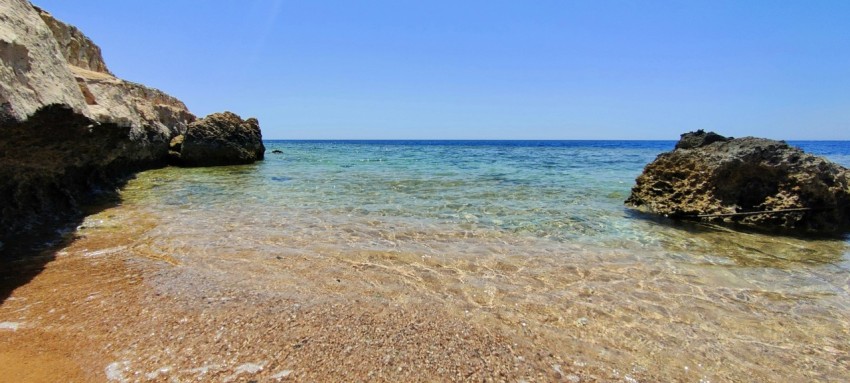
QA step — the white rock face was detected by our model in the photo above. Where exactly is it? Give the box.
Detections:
[0,0,89,121]
[72,66,195,138]
[0,0,194,134]
[35,6,112,74]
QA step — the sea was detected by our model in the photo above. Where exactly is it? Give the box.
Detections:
[75,140,850,380]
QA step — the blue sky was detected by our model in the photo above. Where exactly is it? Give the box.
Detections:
[34,1,850,139]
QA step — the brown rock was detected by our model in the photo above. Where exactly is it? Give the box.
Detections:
[626,131,850,234]
[176,112,265,167]
[674,129,730,150]
[0,104,142,240]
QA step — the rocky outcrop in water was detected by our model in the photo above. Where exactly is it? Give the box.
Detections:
[0,1,262,245]
[626,130,850,234]
[173,112,265,167]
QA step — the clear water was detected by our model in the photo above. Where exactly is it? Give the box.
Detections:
[83,140,850,381]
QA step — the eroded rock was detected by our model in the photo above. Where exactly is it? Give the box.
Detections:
[0,1,262,244]
[176,112,265,167]
[36,8,196,137]
[0,1,192,242]
[35,6,111,74]
[626,131,850,234]
[0,0,89,121]
[71,66,195,139]
[0,104,142,238]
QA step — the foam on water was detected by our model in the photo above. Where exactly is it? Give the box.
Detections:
[80,140,850,381]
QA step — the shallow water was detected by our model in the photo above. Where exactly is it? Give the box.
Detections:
[77,140,850,381]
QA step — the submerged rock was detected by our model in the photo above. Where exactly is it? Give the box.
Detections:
[175,112,265,167]
[626,131,850,234]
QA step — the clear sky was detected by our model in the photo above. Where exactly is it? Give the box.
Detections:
[33,1,850,140]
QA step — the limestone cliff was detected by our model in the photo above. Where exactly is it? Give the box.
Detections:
[34,6,111,75]
[0,1,196,244]
[1,0,264,245]
[32,5,195,139]
[0,0,89,121]
[71,66,196,162]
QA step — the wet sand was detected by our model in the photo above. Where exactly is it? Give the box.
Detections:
[0,238,607,382]
[2,153,849,381]
[3,214,849,382]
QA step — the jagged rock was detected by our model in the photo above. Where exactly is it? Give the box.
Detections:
[71,66,195,138]
[626,131,850,234]
[36,8,195,137]
[34,6,111,74]
[1,0,195,153]
[0,0,89,121]
[176,112,265,167]
[0,104,143,238]
[0,1,194,243]
[0,1,263,243]
[168,134,184,162]
[674,129,730,150]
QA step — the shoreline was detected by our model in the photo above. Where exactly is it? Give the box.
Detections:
[0,231,605,382]
[2,166,848,381]
[2,142,849,382]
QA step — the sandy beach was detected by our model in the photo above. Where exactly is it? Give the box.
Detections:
[1,232,605,382]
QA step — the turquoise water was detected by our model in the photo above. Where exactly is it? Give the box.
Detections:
[84,140,850,381]
[157,140,850,263]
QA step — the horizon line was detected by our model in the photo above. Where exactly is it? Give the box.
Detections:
[261,138,850,142]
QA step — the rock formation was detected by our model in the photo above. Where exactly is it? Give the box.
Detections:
[34,6,111,74]
[35,6,196,139]
[0,105,138,236]
[173,112,265,167]
[626,130,850,234]
[0,0,89,121]
[0,0,264,245]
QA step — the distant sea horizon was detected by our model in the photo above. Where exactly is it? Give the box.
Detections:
[262,138,850,144]
[261,139,850,166]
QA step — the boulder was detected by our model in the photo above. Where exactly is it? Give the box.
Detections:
[626,131,850,234]
[175,112,265,167]
[674,129,730,149]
